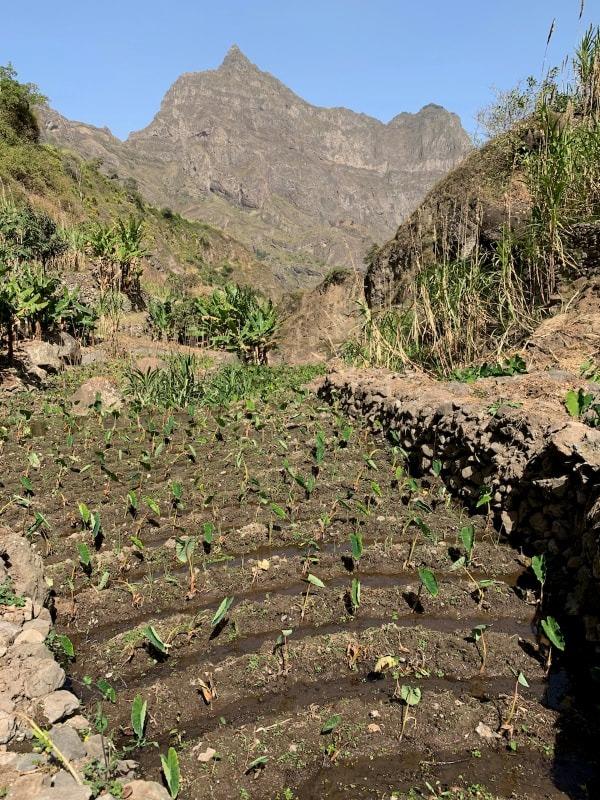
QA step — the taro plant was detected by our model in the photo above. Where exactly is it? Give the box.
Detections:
[540,615,565,672]
[470,624,490,673]
[78,503,102,548]
[501,671,529,743]
[160,746,180,798]
[349,531,364,568]
[175,535,197,597]
[531,554,547,604]
[211,596,234,628]
[143,625,170,657]
[403,515,436,569]
[459,524,475,565]
[131,694,148,746]
[395,684,422,740]
[417,568,439,606]
[302,574,325,621]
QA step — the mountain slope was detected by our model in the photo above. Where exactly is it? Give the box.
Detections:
[39,46,472,287]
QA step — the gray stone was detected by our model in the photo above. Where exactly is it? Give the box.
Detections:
[42,690,81,723]
[47,724,86,760]
[22,341,62,372]
[0,529,47,606]
[57,332,82,365]
[23,617,51,638]
[0,708,17,744]
[24,659,65,699]
[6,772,48,799]
[13,627,46,646]
[16,751,47,773]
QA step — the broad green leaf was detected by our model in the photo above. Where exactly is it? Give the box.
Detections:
[246,755,268,771]
[531,554,546,586]
[77,542,91,567]
[541,616,565,651]
[130,535,144,550]
[399,685,421,706]
[564,389,581,418]
[97,570,110,590]
[459,525,475,556]
[28,452,41,469]
[144,496,160,516]
[20,476,33,494]
[350,578,361,609]
[131,694,147,741]
[161,747,180,798]
[471,624,488,642]
[211,596,234,627]
[175,536,196,563]
[96,678,116,703]
[418,568,439,598]
[349,531,363,562]
[517,672,529,688]
[127,490,138,510]
[269,503,287,519]
[306,574,325,589]
[432,459,442,477]
[202,522,214,544]
[143,625,169,655]
[78,502,91,525]
[320,714,341,734]
[57,634,75,659]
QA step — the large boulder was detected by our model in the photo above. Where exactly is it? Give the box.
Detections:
[57,332,82,366]
[21,341,62,373]
[0,529,46,606]
[71,377,123,416]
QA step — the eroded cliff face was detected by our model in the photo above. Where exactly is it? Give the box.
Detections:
[40,46,472,288]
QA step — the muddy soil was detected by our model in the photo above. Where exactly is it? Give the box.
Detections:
[0,380,597,799]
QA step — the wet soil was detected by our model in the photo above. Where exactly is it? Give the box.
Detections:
[0,382,597,799]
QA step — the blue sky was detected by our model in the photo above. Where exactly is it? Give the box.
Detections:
[4,0,599,139]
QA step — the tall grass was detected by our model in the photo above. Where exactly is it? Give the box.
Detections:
[350,25,600,376]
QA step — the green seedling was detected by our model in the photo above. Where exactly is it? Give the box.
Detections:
[320,714,341,735]
[212,596,234,628]
[470,624,489,673]
[96,678,116,703]
[349,531,364,566]
[20,475,34,496]
[540,616,565,672]
[274,628,293,674]
[143,625,170,656]
[131,694,148,745]
[175,535,197,597]
[144,496,160,517]
[501,671,529,741]
[403,515,435,569]
[432,459,442,477]
[459,524,475,565]
[77,542,92,573]
[531,554,546,603]
[161,747,180,798]
[350,578,361,612]
[202,521,215,550]
[246,756,268,774]
[170,481,184,513]
[302,574,325,620]
[418,568,439,600]
[396,684,421,740]
[78,503,102,547]
[127,490,139,517]
[565,388,598,419]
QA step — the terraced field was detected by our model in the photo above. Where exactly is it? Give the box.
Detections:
[0,373,592,799]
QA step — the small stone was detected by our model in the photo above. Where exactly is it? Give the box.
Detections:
[47,724,86,760]
[84,733,107,760]
[475,721,500,740]
[24,659,65,699]
[6,772,48,799]
[123,780,172,800]
[367,723,382,734]
[14,628,46,646]
[16,751,47,773]
[23,617,51,638]
[369,709,381,719]
[196,746,217,763]
[64,714,90,731]
[42,690,81,723]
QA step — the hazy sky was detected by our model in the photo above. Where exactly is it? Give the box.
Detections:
[4,0,599,139]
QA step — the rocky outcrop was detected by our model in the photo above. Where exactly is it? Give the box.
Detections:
[364,132,529,307]
[70,377,123,416]
[39,46,472,285]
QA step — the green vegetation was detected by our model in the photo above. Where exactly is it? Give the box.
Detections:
[147,283,279,363]
[347,26,600,375]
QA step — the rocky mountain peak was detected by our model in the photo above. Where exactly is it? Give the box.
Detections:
[39,49,473,288]
[220,44,255,71]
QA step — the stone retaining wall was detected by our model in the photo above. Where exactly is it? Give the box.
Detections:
[0,528,170,800]
[319,368,600,662]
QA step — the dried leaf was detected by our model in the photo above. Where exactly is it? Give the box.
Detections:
[374,655,397,673]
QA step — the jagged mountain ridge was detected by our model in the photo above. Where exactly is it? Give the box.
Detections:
[40,45,472,288]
